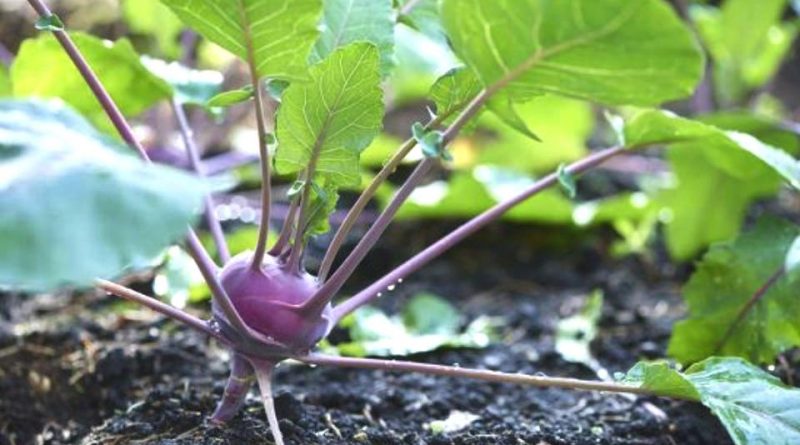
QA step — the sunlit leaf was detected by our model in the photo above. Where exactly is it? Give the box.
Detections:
[398,0,446,44]
[160,0,322,81]
[622,109,800,259]
[0,100,206,291]
[206,85,254,108]
[555,291,603,367]
[11,33,172,129]
[668,217,800,364]
[141,56,224,106]
[275,43,383,187]
[692,0,798,103]
[441,0,703,105]
[311,0,394,75]
[623,357,800,445]
[330,293,494,357]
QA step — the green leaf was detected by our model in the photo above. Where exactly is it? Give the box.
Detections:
[402,292,461,335]
[486,97,541,141]
[692,0,797,103]
[398,0,447,44]
[160,0,322,81]
[0,100,206,291]
[429,67,540,140]
[621,109,800,259]
[661,145,779,260]
[725,131,800,190]
[275,43,383,187]
[206,85,254,108]
[0,68,10,97]
[153,246,209,306]
[556,163,577,198]
[34,14,64,31]
[440,0,703,106]
[623,357,800,445]
[304,181,339,238]
[787,235,800,280]
[11,33,172,130]
[311,0,394,75]
[395,166,574,223]
[330,293,494,357]
[123,0,183,58]
[429,67,482,122]
[555,290,603,367]
[668,217,800,364]
[476,95,594,172]
[141,57,224,106]
[412,122,450,161]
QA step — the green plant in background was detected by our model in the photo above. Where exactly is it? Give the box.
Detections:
[1,1,800,444]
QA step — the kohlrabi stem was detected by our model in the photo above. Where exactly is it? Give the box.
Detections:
[332,146,625,322]
[26,0,148,159]
[95,279,222,340]
[269,197,300,256]
[714,266,786,354]
[251,360,284,445]
[172,97,231,263]
[287,170,315,271]
[24,0,250,343]
[317,115,447,282]
[211,354,255,423]
[303,158,437,312]
[298,354,663,399]
[241,9,273,272]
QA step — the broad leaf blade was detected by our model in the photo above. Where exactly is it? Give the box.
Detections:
[0,100,206,291]
[621,109,799,259]
[11,33,172,129]
[160,0,321,81]
[440,0,703,106]
[623,357,800,445]
[668,217,800,364]
[275,43,383,187]
[311,0,394,75]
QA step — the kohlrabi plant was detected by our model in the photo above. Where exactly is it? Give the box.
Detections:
[3,1,800,444]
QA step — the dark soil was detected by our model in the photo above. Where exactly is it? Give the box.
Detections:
[0,218,764,445]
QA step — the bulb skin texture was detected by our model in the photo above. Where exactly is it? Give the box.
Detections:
[218,252,331,351]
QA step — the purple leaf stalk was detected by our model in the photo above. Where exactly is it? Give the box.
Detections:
[27,1,662,443]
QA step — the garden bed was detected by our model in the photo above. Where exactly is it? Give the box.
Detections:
[0,221,750,445]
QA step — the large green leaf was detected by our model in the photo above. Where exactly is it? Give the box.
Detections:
[275,43,383,187]
[668,218,800,364]
[0,100,206,292]
[311,0,394,75]
[476,95,594,172]
[661,145,779,260]
[623,357,800,445]
[160,0,321,81]
[621,109,799,259]
[440,0,703,106]
[11,33,172,129]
